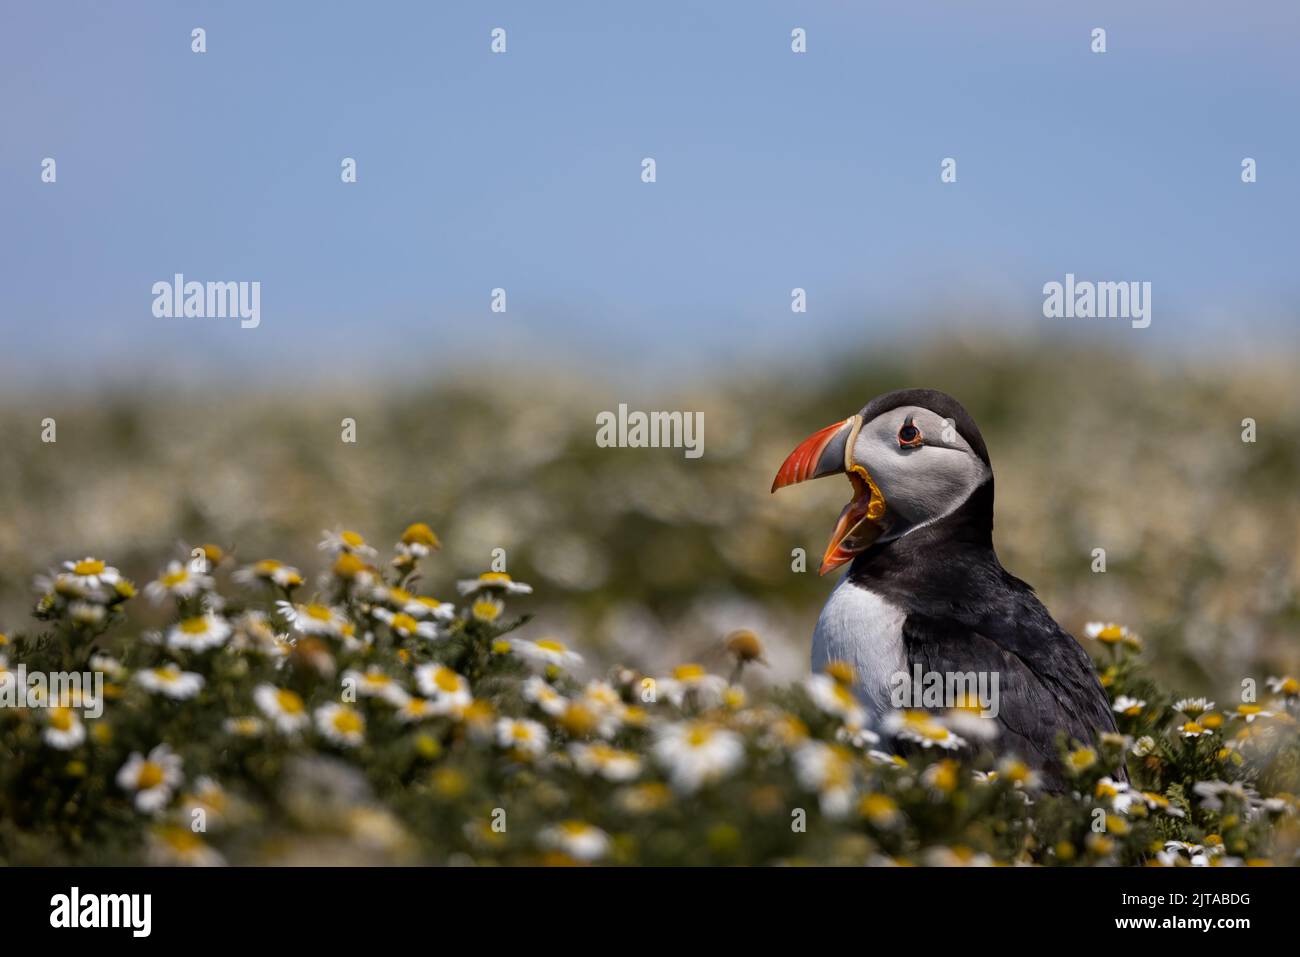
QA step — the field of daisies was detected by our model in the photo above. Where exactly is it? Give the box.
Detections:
[1,523,1297,867]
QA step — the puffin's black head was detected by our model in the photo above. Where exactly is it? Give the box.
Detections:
[772,389,993,575]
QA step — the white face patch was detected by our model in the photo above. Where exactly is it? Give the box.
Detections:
[850,405,991,540]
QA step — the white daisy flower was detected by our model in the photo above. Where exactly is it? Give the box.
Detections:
[538,821,610,862]
[1229,704,1274,723]
[1083,622,1130,644]
[579,680,627,724]
[995,756,1042,791]
[1138,790,1186,818]
[228,611,293,659]
[1163,840,1218,866]
[1179,720,1213,738]
[233,559,304,590]
[523,676,568,716]
[222,716,266,737]
[277,601,348,639]
[836,720,881,751]
[1131,735,1156,756]
[1095,776,1138,813]
[89,653,127,681]
[395,697,437,724]
[803,674,867,728]
[792,741,856,817]
[342,667,410,707]
[147,825,226,867]
[1192,780,1256,811]
[43,707,86,750]
[166,613,231,652]
[315,703,366,748]
[657,663,727,709]
[508,637,583,672]
[569,742,643,782]
[1172,697,1214,716]
[495,717,549,757]
[135,664,205,700]
[253,684,310,733]
[403,596,456,621]
[457,572,533,596]
[144,561,213,603]
[61,557,122,592]
[68,601,107,626]
[1112,695,1145,717]
[116,744,183,814]
[397,522,441,558]
[944,707,1000,742]
[414,664,473,714]
[370,584,414,608]
[883,710,967,751]
[1266,676,1298,696]
[180,777,230,824]
[373,608,440,642]
[318,529,378,558]
[653,721,745,793]
[469,596,505,623]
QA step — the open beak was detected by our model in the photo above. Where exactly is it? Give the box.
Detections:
[772,415,887,575]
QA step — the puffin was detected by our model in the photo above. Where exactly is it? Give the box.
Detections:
[772,388,1124,790]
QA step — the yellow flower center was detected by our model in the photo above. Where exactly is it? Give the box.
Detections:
[276,689,305,713]
[341,531,366,548]
[50,708,75,731]
[160,826,203,853]
[434,668,461,693]
[179,617,210,634]
[333,553,365,578]
[161,569,188,586]
[825,660,856,685]
[685,725,714,747]
[402,523,439,546]
[472,599,502,621]
[305,604,333,621]
[673,663,705,680]
[332,709,364,735]
[919,724,949,742]
[861,794,897,819]
[74,559,105,576]
[480,572,511,583]
[137,762,165,790]
[390,613,419,634]
[537,639,568,654]
[1069,748,1097,769]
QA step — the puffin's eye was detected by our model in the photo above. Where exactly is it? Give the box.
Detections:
[898,422,923,448]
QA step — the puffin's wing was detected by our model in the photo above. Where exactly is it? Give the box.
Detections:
[901,606,1123,789]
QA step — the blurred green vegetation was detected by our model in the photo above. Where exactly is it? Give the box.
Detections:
[2,338,1296,699]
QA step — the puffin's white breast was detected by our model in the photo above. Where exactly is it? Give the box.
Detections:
[811,577,907,719]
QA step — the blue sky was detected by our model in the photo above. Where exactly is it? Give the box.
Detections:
[2,1,1297,389]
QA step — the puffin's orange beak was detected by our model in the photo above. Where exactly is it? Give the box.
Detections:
[772,415,887,575]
